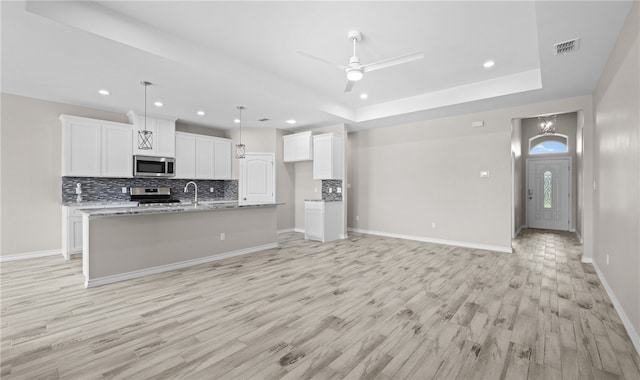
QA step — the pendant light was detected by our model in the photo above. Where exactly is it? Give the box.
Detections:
[138,81,153,150]
[235,106,246,159]
[538,115,557,135]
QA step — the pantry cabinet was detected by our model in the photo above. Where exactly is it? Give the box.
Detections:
[61,115,133,177]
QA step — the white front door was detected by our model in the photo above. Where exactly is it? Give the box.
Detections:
[239,153,275,205]
[526,158,571,231]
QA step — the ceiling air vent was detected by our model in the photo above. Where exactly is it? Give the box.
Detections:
[257,117,269,122]
[554,38,580,55]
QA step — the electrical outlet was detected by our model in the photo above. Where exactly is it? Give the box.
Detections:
[121,187,128,194]
[220,232,225,241]
[314,187,318,193]
[210,187,214,193]
[606,254,610,265]
[337,187,342,193]
[432,222,437,229]
[329,188,333,193]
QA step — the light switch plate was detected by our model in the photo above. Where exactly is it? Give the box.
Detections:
[480,171,490,178]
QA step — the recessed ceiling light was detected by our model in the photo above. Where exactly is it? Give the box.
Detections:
[98,89,110,95]
[360,93,368,99]
[154,101,163,107]
[234,119,240,123]
[286,119,296,124]
[483,60,495,69]
[197,110,205,116]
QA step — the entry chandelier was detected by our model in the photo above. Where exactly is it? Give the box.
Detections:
[138,81,153,150]
[538,115,557,135]
[235,106,246,159]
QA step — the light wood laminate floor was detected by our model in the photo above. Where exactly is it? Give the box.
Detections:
[1,230,639,379]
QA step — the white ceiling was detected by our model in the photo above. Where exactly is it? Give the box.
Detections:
[1,1,633,131]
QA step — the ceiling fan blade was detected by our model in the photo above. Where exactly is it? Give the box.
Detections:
[344,80,355,92]
[362,51,424,73]
[296,50,346,70]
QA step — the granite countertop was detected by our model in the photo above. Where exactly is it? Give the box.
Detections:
[62,198,236,207]
[304,199,343,202]
[81,201,283,218]
[62,201,139,207]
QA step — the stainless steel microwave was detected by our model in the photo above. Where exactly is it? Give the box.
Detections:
[133,155,175,177]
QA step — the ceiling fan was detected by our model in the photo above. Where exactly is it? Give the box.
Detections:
[297,30,424,92]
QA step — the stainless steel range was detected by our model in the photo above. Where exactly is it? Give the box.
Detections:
[130,187,181,207]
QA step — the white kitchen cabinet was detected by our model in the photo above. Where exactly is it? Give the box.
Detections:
[61,115,132,177]
[214,138,232,179]
[101,123,133,177]
[304,201,342,242]
[127,110,176,158]
[313,133,343,180]
[283,131,313,162]
[175,132,196,179]
[175,132,232,179]
[195,137,215,179]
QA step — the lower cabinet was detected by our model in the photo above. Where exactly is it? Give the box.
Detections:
[304,201,342,243]
[62,203,137,260]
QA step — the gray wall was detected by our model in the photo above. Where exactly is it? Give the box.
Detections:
[347,96,595,252]
[1,94,128,256]
[511,118,523,236]
[593,2,639,347]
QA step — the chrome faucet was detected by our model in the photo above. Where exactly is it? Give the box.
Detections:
[184,181,198,205]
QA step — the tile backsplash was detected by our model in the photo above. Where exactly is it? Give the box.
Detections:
[322,180,343,201]
[62,177,237,203]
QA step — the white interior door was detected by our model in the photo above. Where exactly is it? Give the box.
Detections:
[526,158,571,231]
[239,153,275,205]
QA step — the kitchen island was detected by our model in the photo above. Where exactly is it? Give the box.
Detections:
[81,202,280,287]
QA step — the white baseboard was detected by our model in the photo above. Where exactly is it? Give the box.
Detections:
[575,230,584,244]
[85,243,278,288]
[347,228,512,253]
[581,256,593,264]
[591,261,640,357]
[0,249,61,262]
[294,228,305,234]
[277,228,295,234]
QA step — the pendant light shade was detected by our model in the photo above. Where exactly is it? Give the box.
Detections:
[235,106,246,159]
[138,81,153,150]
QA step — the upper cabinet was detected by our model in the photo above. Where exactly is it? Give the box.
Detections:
[313,133,343,180]
[175,132,232,180]
[61,115,133,178]
[127,110,176,158]
[283,131,313,162]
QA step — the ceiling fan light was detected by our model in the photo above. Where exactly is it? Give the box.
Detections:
[346,68,364,82]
